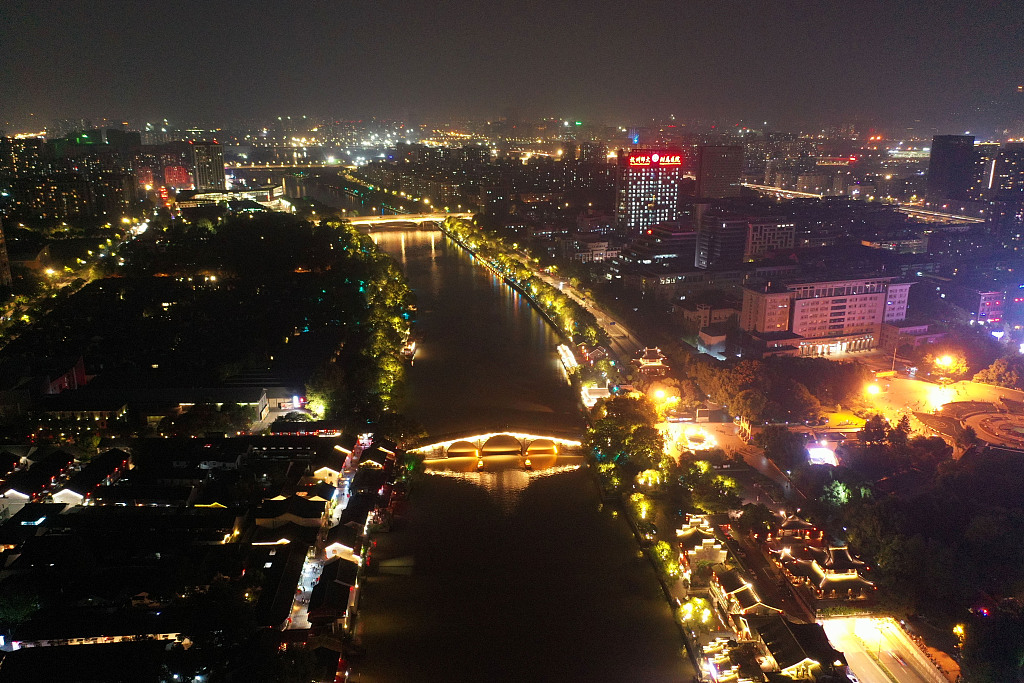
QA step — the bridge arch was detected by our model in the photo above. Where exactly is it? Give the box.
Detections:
[525,438,558,456]
[446,440,479,458]
[480,434,523,456]
[409,431,582,460]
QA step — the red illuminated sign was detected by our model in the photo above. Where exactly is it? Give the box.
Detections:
[629,152,682,167]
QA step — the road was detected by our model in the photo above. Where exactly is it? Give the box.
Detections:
[821,617,949,683]
[285,438,367,630]
[531,270,643,362]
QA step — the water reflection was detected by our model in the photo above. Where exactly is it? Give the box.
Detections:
[424,455,584,515]
[369,230,583,437]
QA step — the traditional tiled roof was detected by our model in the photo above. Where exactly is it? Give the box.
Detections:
[744,615,846,671]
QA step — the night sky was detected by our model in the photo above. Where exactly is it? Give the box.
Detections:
[2,0,1022,130]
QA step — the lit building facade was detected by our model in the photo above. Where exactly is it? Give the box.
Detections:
[741,276,913,356]
[994,143,1024,201]
[0,136,46,179]
[615,149,684,235]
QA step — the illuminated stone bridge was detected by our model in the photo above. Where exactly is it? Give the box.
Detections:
[407,431,582,460]
[347,212,474,227]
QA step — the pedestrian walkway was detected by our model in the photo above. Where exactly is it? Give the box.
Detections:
[285,434,370,630]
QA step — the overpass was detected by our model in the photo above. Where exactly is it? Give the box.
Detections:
[347,212,474,227]
[895,205,986,223]
[408,431,582,460]
[742,183,824,199]
[742,184,987,223]
[228,163,349,170]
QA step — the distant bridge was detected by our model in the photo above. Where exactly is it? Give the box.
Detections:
[741,183,987,224]
[895,205,986,224]
[408,431,582,460]
[742,183,824,199]
[348,212,474,227]
[228,163,348,170]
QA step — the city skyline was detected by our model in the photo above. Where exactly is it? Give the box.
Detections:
[2,0,1023,133]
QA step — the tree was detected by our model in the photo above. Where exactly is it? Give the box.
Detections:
[974,355,1024,390]
[925,351,970,378]
[757,426,808,472]
[954,424,980,449]
[821,480,852,508]
[626,424,664,471]
[734,503,777,536]
[0,581,41,635]
[859,414,888,444]
[886,414,911,450]
[906,435,952,473]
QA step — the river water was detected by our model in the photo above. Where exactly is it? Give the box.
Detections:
[370,229,583,437]
[356,229,693,682]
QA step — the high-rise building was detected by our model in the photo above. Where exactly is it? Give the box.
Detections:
[615,149,684,235]
[695,213,748,269]
[190,142,226,191]
[969,142,1002,200]
[579,141,608,163]
[926,135,976,202]
[0,136,46,179]
[993,143,1024,201]
[90,172,137,218]
[10,174,92,220]
[695,145,743,198]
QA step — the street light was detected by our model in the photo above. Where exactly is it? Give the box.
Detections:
[865,384,881,396]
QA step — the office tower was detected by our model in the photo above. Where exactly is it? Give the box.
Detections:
[926,135,976,202]
[615,149,684,235]
[190,142,226,191]
[695,145,743,198]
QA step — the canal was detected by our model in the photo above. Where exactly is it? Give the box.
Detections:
[355,229,693,681]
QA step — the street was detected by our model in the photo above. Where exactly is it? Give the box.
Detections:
[821,617,950,683]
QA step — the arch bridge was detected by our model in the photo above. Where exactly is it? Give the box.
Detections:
[347,212,474,227]
[408,431,582,460]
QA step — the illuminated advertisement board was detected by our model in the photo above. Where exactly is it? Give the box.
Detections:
[627,151,682,167]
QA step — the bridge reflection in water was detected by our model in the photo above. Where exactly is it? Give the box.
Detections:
[410,432,585,514]
[410,431,582,465]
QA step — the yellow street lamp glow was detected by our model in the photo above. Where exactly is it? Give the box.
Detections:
[865,384,881,395]
[937,355,953,367]
[654,389,666,401]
